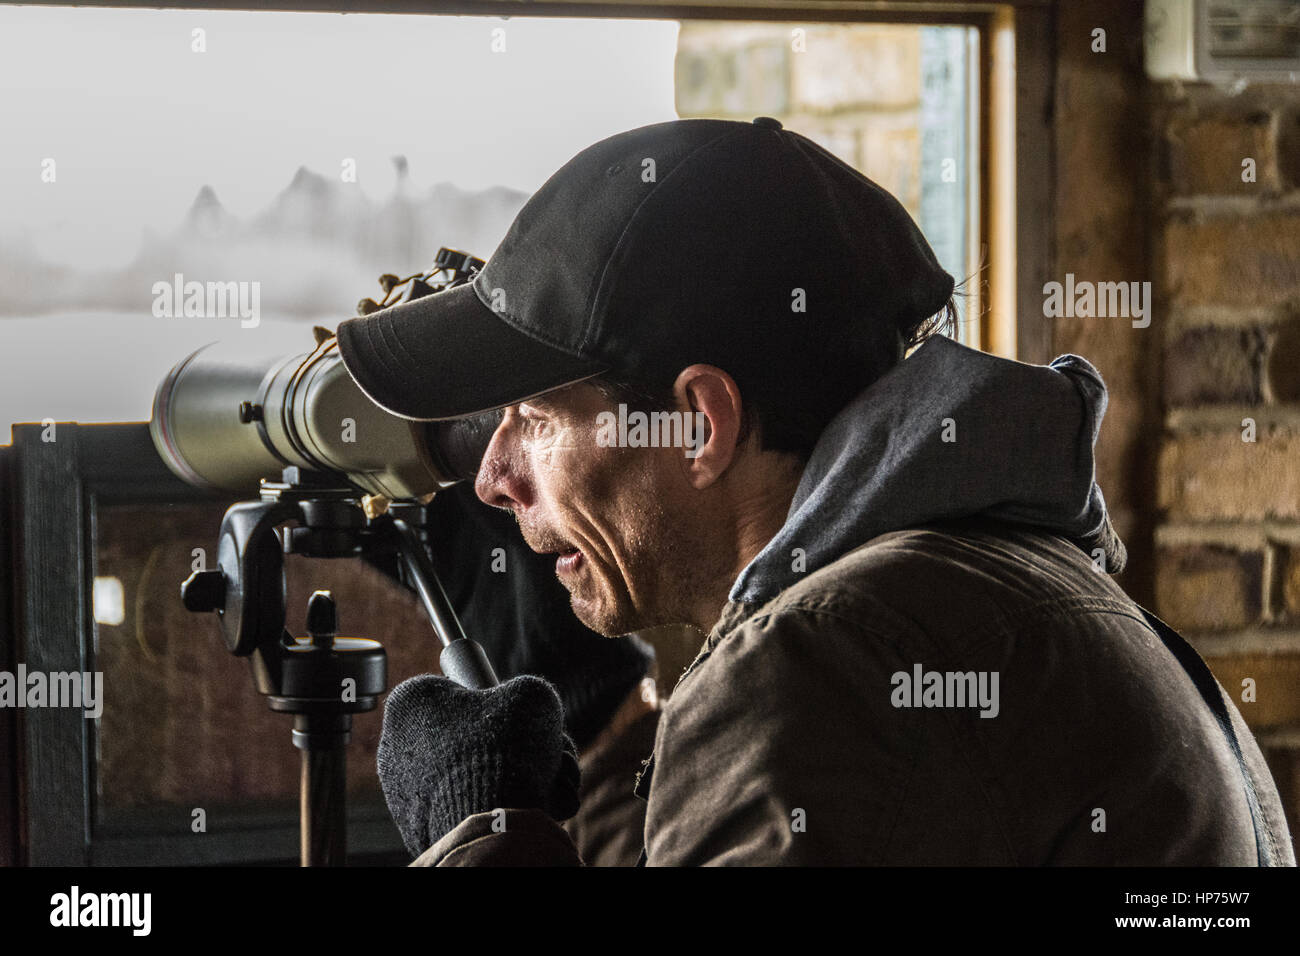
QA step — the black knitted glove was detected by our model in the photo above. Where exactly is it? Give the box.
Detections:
[377,672,581,857]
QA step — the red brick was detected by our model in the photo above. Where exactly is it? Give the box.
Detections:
[1166,111,1279,195]
[1164,213,1300,308]
[1157,428,1300,521]
[1202,653,1300,729]
[1155,544,1263,631]
[1163,326,1266,406]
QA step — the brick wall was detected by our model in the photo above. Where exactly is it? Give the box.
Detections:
[675,22,925,218]
[1151,75,1300,837]
[1056,0,1300,847]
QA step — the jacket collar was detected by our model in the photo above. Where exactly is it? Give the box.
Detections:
[729,336,1125,606]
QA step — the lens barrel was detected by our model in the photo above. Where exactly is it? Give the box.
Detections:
[150,337,471,498]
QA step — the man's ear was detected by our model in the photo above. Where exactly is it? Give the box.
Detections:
[672,364,744,489]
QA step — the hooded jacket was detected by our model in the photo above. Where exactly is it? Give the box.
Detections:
[413,336,1295,866]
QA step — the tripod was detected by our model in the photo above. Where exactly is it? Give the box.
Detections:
[180,467,498,866]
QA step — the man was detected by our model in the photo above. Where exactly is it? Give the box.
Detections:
[338,117,1294,865]
[357,268,660,867]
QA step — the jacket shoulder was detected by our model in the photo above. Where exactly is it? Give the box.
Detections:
[743,521,1140,652]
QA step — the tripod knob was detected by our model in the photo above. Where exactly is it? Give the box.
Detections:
[274,590,385,705]
[306,590,337,651]
[181,569,226,613]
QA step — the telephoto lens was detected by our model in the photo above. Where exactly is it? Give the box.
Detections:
[150,333,497,498]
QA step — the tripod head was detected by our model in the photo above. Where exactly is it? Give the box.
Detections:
[180,465,498,690]
[179,466,500,864]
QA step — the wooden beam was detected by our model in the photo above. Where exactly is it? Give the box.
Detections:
[12,424,92,865]
[1011,1,1054,364]
[0,446,20,866]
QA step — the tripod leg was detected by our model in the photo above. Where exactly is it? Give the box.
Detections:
[301,748,347,866]
[295,714,351,866]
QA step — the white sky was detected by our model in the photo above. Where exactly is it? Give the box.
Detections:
[0,6,681,266]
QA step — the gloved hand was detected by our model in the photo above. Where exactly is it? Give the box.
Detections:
[377,672,581,857]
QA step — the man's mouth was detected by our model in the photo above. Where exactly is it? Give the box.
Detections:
[555,547,583,575]
[521,524,585,576]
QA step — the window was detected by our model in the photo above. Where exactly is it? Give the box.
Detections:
[0,7,987,428]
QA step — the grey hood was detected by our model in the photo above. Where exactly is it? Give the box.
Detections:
[731,335,1126,605]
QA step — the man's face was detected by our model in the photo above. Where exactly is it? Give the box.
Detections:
[474,383,716,637]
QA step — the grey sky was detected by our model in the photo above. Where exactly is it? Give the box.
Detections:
[0,6,680,267]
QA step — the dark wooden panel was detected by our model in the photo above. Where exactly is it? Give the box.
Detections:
[12,424,92,865]
[0,445,19,866]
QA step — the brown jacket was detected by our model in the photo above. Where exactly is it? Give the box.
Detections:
[412,520,1294,866]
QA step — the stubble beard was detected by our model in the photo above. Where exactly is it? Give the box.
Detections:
[573,492,731,639]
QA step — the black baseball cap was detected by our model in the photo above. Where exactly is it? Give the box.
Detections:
[337,117,954,421]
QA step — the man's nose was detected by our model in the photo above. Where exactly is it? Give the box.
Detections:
[474,410,531,511]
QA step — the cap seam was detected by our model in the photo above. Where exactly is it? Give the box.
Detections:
[470,271,605,363]
[365,319,411,388]
[340,322,423,420]
[582,125,752,355]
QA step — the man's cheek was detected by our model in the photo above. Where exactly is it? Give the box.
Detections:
[532,428,597,472]
[535,443,581,476]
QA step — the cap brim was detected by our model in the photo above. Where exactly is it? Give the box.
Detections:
[336,281,605,420]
